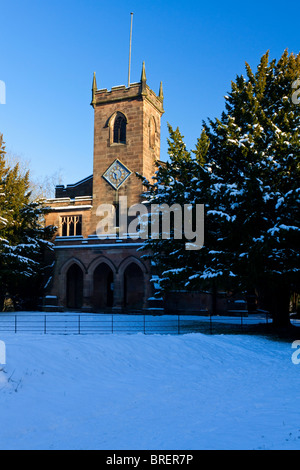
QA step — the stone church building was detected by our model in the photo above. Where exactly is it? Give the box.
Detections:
[43,64,236,315]
[43,63,166,313]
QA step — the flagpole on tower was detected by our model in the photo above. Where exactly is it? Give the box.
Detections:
[128,12,134,88]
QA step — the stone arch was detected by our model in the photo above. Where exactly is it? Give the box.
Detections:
[107,110,128,128]
[66,263,84,310]
[107,111,128,145]
[58,258,87,310]
[118,256,148,276]
[88,257,117,311]
[118,257,148,310]
[59,257,87,276]
[87,256,117,277]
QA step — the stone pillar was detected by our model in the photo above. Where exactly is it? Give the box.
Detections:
[112,270,123,312]
[82,270,93,313]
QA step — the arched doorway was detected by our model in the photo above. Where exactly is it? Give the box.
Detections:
[124,263,144,309]
[66,264,84,310]
[93,263,114,311]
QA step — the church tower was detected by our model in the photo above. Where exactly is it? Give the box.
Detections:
[43,64,165,313]
[90,62,164,224]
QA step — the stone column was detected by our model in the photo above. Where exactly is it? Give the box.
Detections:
[112,270,123,312]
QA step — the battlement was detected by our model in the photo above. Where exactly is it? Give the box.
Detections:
[91,63,164,114]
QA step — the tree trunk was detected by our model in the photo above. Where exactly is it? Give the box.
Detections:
[262,283,291,328]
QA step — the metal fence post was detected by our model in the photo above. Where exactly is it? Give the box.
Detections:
[144,315,146,335]
[178,315,180,335]
[210,314,212,334]
[15,315,17,334]
[112,314,114,334]
[78,315,81,335]
[44,315,47,334]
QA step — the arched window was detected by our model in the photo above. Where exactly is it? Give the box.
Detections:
[113,113,127,144]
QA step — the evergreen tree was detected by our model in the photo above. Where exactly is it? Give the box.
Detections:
[139,124,213,294]
[0,133,56,310]
[203,50,300,326]
[141,50,300,327]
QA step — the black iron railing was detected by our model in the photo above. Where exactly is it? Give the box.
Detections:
[0,312,272,335]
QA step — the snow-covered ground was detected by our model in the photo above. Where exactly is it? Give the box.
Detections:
[0,331,300,450]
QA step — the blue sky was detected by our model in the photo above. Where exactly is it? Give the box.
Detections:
[0,0,299,187]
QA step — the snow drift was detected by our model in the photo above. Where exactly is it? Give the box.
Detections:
[0,332,299,450]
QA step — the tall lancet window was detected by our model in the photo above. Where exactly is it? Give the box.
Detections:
[61,215,82,237]
[149,116,156,149]
[113,113,127,144]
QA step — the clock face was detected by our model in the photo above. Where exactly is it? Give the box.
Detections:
[102,159,132,190]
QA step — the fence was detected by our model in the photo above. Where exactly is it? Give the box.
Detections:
[0,312,271,335]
